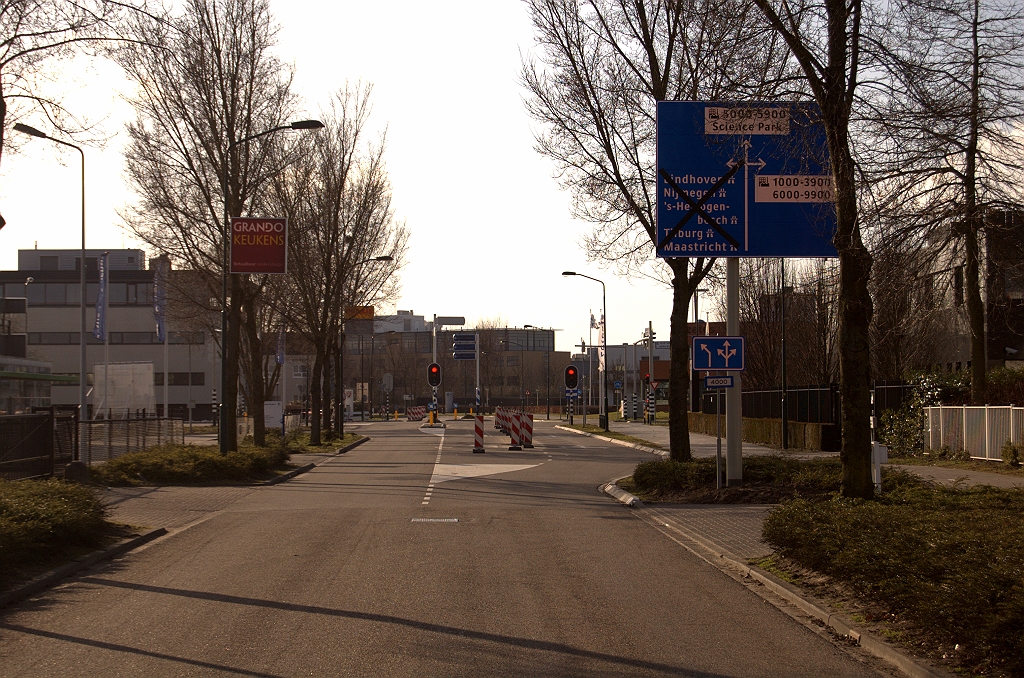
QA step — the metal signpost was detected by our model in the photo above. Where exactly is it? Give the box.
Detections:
[452,332,480,414]
[658,101,836,485]
[705,375,735,489]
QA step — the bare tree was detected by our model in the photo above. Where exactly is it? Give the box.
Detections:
[267,83,406,444]
[119,0,298,450]
[752,0,877,497]
[858,0,1024,401]
[0,0,148,167]
[522,0,797,459]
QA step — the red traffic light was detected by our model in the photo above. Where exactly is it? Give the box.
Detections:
[564,365,579,389]
[427,362,442,388]
[644,373,650,383]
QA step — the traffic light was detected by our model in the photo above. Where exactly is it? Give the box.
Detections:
[644,373,650,384]
[649,331,656,341]
[427,362,442,388]
[564,365,579,389]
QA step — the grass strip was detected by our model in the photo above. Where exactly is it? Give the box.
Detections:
[0,479,114,590]
[624,455,905,503]
[889,454,1024,478]
[764,484,1024,676]
[561,423,665,450]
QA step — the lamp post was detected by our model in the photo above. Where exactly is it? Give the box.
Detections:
[220,119,323,454]
[563,272,608,431]
[15,123,88,460]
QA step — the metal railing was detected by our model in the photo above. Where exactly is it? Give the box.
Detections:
[925,405,1024,460]
[81,417,184,465]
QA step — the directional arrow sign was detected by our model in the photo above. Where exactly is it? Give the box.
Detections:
[656,102,836,258]
[452,342,476,351]
[453,351,476,361]
[692,336,745,371]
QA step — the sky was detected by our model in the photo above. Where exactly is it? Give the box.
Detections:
[0,0,687,353]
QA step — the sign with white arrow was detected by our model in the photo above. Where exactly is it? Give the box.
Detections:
[692,336,745,371]
[656,101,837,258]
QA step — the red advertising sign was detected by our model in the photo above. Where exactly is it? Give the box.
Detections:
[230,217,288,274]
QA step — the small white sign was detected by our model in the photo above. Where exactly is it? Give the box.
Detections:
[755,175,835,203]
[264,400,283,425]
[705,107,790,135]
[705,376,735,389]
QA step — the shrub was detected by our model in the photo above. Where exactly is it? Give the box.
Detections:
[1001,440,1022,467]
[0,479,108,586]
[986,367,1024,406]
[763,485,1024,674]
[92,444,290,486]
[632,456,845,496]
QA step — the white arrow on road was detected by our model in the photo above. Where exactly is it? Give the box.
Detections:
[430,463,539,485]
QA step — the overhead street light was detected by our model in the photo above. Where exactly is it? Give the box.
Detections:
[220,118,324,454]
[16,123,89,463]
[562,271,608,431]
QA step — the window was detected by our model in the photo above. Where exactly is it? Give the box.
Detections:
[108,283,127,304]
[39,256,59,271]
[507,356,518,367]
[45,283,66,304]
[402,334,416,353]
[416,333,432,354]
[155,372,207,386]
[506,376,519,386]
[294,364,308,379]
[26,284,45,305]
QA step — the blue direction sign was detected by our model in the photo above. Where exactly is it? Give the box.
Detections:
[656,102,836,258]
[704,376,735,389]
[452,332,476,361]
[692,336,745,371]
[613,380,623,390]
[427,402,437,411]
[565,388,582,398]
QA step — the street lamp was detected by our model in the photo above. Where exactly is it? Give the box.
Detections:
[15,123,88,461]
[220,119,323,454]
[563,271,608,431]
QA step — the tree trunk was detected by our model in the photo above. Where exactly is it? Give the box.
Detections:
[830,129,874,500]
[337,330,345,437]
[222,276,243,453]
[965,227,987,401]
[242,309,266,446]
[321,352,332,438]
[667,258,693,461]
[309,354,322,446]
[964,0,986,403]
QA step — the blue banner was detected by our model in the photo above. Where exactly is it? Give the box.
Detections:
[92,252,108,341]
[153,256,168,342]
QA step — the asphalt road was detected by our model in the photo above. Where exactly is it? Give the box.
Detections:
[0,420,885,677]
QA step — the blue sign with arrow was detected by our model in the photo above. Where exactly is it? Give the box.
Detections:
[656,101,837,258]
[692,336,745,371]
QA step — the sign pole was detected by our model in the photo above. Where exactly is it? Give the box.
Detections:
[475,332,480,415]
[716,386,723,489]
[726,258,743,485]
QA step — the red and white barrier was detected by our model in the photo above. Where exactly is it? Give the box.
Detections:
[521,413,533,448]
[407,406,426,421]
[508,412,522,450]
[473,415,485,453]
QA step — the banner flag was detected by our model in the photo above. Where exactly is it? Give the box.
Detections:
[153,256,169,342]
[276,325,285,365]
[598,315,606,371]
[92,252,109,341]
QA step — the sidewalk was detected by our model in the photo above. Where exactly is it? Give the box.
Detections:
[607,420,835,459]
